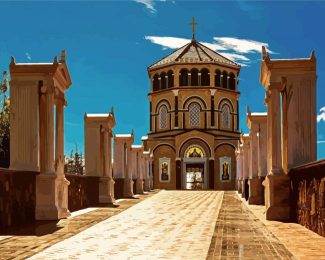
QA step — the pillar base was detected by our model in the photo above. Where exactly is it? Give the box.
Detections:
[150,177,154,190]
[135,178,144,194]
[35,173,70,220]
[123,178,134,198]
[144,179,150,192]
[99,177,115,204]
[263,174,290,221]
[248,177,265,205]
[241,179,249,200]
[238,179,243,194]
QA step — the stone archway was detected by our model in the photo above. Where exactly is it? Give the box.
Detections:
[181,144,208,190]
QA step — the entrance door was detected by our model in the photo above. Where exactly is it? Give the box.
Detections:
[185,163,204,190]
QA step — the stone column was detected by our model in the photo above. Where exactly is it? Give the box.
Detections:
[54,97,70,215]
[138,153,145,194]
[124,140,135,197]
[36,84,70,220]
[143,151,151,192]
[209,70,214,87]
[55,98,65,175]
[235,145,243,194]
[99,128,115,204]
[263,87,290,220]
[149,153,154,190]
[247,112,266,205]
[241,134,250,200]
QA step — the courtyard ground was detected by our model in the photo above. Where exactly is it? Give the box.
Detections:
[0,190,324,259]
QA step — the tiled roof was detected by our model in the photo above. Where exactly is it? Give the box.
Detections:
[148,39,240,69]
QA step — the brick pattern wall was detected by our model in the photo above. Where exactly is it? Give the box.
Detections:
[114,178,124,199]
[289,160,325,237]
[0,169,37,230]
[65,174,99,212]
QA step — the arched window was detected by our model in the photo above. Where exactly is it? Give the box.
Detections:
[201,68,210,86]
[222,71,228,88]
[153,74,159,91]
[215,69,221,87]
[167,70,174,88]
[189,103,201,127]
[179,69,188,86]
[229,73,236,90]
[190,68,199,86]
[222,105,230,129]
[161,72,167,90]
[159,105,168,129]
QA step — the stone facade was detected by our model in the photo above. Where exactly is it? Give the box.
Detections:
[113,134,134,198]
[237,47,318,220]
[259,47,317,220]
[84,112,115,204]
[9,51,71,220]
[143,39,241,190]
[246,110,267,205]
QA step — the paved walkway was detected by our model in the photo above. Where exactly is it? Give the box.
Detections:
[1,190,324,259]
[245,197,325,259]
[0,191,158,260]
[207,192,294,259]
[29,191,224,260]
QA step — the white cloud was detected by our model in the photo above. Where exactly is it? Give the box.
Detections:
[213,37,274,54]
[145,36,190,49]
[25,52,31,60]
[317,106,325,122]
[219,53,250,62]
[144,35,273,65]
[317,140,325,144]
[134,0,165,13]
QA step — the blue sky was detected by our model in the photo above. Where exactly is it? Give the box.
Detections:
[0,1,324,159]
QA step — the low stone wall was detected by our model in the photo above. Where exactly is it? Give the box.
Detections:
[289,160,325,237]
[114,178,124,199]
[65,174,99,212]
[0,169,38,230]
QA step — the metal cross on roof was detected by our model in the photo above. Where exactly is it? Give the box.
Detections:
[190,17,197,40]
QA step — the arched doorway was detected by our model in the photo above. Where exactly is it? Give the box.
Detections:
[182,145,207,190]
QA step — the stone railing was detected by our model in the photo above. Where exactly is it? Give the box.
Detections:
[0,169,38,230]
[289,160,325,237]
[65,174,99,212]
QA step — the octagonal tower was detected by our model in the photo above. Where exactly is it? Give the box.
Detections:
[143,31,241,190]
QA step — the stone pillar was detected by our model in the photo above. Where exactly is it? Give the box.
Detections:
[149,153,154,190]
[54,97,70,216]
[36,84,70,220]
[9,51,72,220]
[99,127,115,204]
[84,112,116,204]
[247,111,267,205]
[132,145,144,194]
[209,71,214,87]
[263,87,290,220]
[143,151,151,192]
[241,134,250,200]
[235,144,243,194]
[114,134,134,198]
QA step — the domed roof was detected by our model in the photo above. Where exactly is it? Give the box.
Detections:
[148,39,240,70]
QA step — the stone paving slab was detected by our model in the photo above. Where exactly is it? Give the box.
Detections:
[207,191,295,260]
[29,190,224,260]
[0,191,158,260]
[241,193,325,260]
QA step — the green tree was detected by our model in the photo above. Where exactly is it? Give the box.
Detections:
[0,71,10,168]
[73,145,84,175]
[64,146,84,175]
